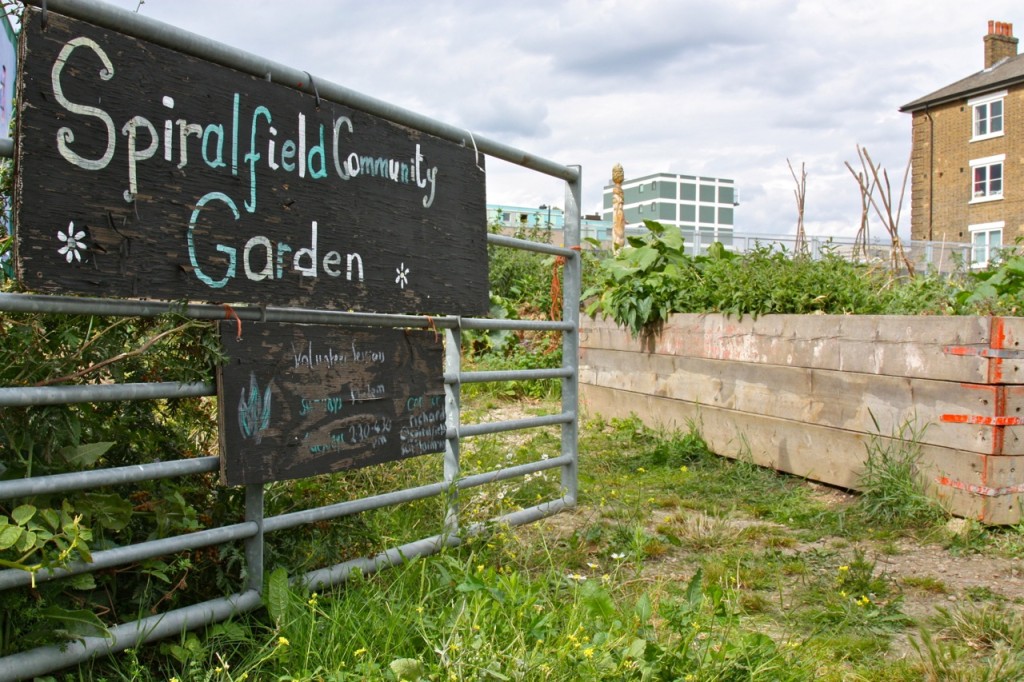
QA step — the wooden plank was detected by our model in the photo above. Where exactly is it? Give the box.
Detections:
[217,322,445,485]
[580,383,1024,524]
[15,8,487,315]
[580,347,1012,454]
[582,314,992,383]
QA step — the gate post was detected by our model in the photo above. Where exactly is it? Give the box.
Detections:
[561,167,582,504]
[244,483,264,592]
[443,326,462,537]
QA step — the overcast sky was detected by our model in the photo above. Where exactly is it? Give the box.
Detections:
[97,0,1020,240]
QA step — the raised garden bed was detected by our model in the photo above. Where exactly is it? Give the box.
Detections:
[580,313,1024,524]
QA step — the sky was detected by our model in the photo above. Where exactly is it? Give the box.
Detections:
[87,0,1023,239]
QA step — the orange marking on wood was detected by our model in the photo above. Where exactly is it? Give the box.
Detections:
[940,414,1023,426]
[935,475,1024,497]
[990,317,1006,384]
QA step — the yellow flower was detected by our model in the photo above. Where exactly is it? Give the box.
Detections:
[355,648,368,657]
[583,647,595,658]
[170,678,181,682]
[858,595,871,607]
[839,565,849,573]
[277,636,289,647]
[679,465,689,473]
[637,467,647,474]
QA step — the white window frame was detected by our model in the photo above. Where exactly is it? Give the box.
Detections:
[969,221,1004,268]
[970,91,1006,142]
[969,154,1005,203]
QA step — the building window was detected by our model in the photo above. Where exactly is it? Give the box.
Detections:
[970,91,1006,141]
[970,155,1004,202]
[969,221,1003,267]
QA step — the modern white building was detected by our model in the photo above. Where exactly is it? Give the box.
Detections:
[601,172,738,251]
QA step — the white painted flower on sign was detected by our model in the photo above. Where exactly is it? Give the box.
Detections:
[395,262,410,289]
[57,222,87,263]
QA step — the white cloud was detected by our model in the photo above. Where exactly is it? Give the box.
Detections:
[69,0,1024,239]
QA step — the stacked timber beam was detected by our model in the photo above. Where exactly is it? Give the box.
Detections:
[579,314,1024,524]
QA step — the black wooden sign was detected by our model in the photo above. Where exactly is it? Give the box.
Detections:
[217,321,446,485]
[15,8,488,315]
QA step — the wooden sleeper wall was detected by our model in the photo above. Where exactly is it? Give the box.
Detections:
[579,314,1024,524]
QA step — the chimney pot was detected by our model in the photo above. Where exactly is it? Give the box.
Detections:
[985,19,1019,68]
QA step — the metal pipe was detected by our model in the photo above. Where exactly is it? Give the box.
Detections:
[0,381,212,406]
[443,327,462,536]
[23,0,579,183]
[560,167,583,506]
[0,292,571,332]
[0,456,219,500]
[0,522,259,590]
[487,233,580,258]
[454,412,575,439]
[457,454,571,489]
[302,534,459,592]
[263,480,447,533]
[448,368,573,384]
[0,589,264,682]
[457,317,573,332]
[491,497,574,528]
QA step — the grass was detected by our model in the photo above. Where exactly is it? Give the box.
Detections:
[68,396,1024,681]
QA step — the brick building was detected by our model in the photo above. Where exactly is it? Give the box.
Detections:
[901,21,1024,265]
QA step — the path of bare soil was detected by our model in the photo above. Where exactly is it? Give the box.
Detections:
[532,481,1024,649]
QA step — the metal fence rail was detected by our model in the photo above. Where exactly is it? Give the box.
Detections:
[0,2,582,679]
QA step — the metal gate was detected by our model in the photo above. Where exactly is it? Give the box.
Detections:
[0,1,581,679]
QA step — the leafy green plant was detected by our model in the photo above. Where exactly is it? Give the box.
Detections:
[0,501,92,584]
[584,220,707,335]
[957,245,1024,315]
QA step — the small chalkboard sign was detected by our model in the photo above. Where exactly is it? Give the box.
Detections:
[217,321,446,485]
[15,8,487,315]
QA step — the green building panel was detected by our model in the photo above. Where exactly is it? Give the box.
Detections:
[718,186,735,204]
[699,184,716,203]
[658,203,677,221]
[680,183,696,201]
[719,207,734,225]
[680,204,696,222]
[699,205,716,224]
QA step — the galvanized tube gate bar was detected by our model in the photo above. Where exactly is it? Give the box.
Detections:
[0,291,574,330]
[0,457,220,499]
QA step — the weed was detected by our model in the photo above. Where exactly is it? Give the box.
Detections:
[902,575,949,594]
[858,415,947,528]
